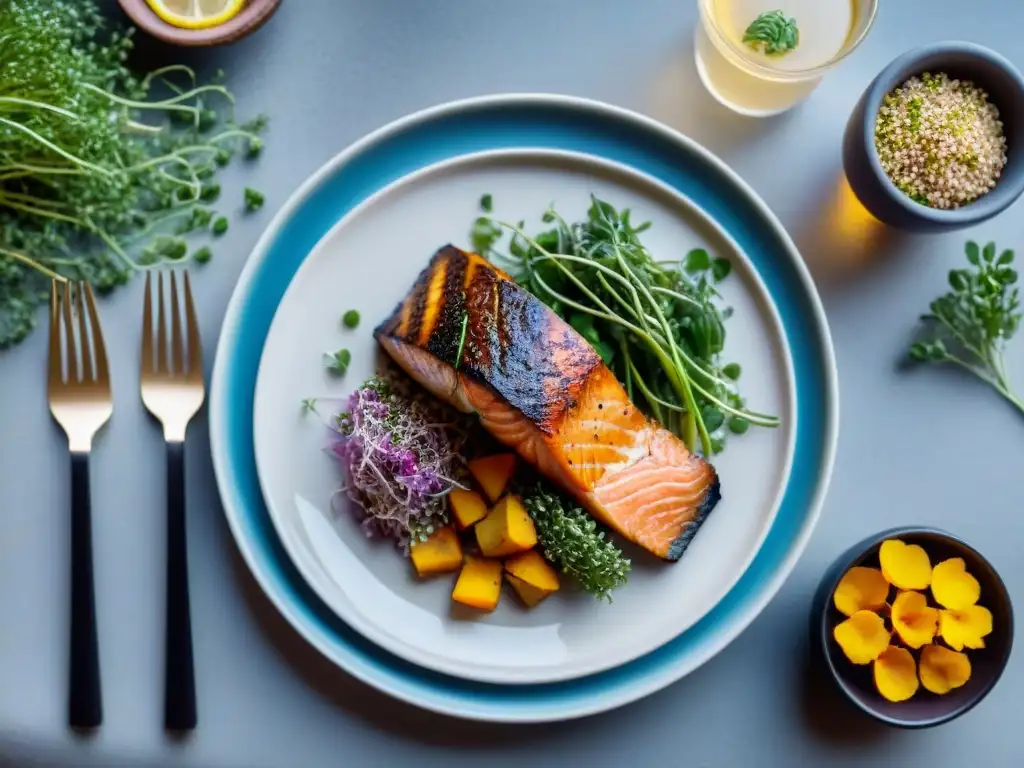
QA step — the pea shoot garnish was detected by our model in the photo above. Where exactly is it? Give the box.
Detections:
[470,194,779,457]
[743,10,799,57]
[244,187,265,212]
[324,348,352,375]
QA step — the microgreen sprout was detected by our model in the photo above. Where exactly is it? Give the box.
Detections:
[244,187,265,212]
[470,194,779,456]
[324,348,352,375]
[0,0,269,349]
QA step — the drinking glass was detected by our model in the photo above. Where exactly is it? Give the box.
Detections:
[695,0,879,117]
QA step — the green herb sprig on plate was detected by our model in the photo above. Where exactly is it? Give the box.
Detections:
[909,240,1023,415]
[743,10,800,57]
[519,483,630,602]
[470,195,779,457]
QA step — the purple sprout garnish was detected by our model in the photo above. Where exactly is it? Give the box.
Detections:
[325,368,474,554]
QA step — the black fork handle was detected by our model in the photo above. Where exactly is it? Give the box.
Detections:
[165,441,196,731]
[69,451,102,730]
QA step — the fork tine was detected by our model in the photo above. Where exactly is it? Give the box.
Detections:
[83,283,109,389]
[170,271,184,376]
[183,271,202,381]
[75,282,94,382]
[157,272,168,374]
[62,281,78,384]
[142,272,154,375]
[48,280,62,388]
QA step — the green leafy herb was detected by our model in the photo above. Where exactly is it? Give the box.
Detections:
[470,195,779,456]
[471,215,502,254]
[519,483,630,601]
[342,309,361,329]
[200,182,221,203]
[0,0,268,349]
[908,240,1023,415]
[743,10,800,56]
[244,187,265,212]
[300,397,319,415]
[324,348,352,375]
[192,246,212,265]
[685,248,710,272]
[212,216,229,236]
[480,193,493,212]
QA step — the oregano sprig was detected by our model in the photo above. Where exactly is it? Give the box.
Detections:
[908,240,1024,415]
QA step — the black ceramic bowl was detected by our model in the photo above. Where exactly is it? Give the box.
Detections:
[811,527,1013,728]
[843,41,1024,232]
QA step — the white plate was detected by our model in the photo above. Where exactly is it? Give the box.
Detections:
[252,148,796,685]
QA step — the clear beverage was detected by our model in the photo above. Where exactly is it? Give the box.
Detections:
[696,0,878,117]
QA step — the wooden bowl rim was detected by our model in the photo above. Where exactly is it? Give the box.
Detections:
[117,0,282,46]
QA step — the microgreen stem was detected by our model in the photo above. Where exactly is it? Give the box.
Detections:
[0,247,67,280]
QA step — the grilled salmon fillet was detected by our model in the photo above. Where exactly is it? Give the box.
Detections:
[374,244,721,561]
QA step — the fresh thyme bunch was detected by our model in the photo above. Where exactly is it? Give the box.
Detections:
[519,483,631,601]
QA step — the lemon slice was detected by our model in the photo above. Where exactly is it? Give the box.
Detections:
[146,0,246,30]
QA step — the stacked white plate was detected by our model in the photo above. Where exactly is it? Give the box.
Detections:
[209,95,839,722]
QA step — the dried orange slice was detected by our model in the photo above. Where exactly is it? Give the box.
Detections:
[146,0,246,30]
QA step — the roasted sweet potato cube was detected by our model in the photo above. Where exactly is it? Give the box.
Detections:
[468,454,517,502]
[409,526,462,576]
[475,494,537,558]
[505,550,559,607]
[452,555,503,612]
[448,488,488,530]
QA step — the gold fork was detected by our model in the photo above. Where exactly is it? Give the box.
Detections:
[48,280,112,730]
[140,270,205,732]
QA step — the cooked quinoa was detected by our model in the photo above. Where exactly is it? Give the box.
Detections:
[874,72,1008,209]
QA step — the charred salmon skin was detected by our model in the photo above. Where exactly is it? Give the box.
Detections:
[374,245,721,561]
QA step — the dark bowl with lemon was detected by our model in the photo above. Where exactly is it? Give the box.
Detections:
[810,527,1013,728]
[118,0,282,46]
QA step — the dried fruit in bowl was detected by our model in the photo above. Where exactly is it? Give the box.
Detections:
[833,566,890,617]
[834,610,890,665]
[931,557,981,610]
[891,591,939,649]
[919,645,972,695]
[879,539,932,591]
[874,646,919,703]
[829,537,995,703]
[939,606,993,651]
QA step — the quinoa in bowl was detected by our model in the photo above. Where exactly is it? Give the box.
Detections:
[843,42,1024,233]
[875,73,1008,210]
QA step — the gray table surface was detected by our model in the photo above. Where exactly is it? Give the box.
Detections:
[2,1,1022,765]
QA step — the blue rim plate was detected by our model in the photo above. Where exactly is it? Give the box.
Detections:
[209,94,840,722]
